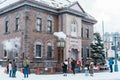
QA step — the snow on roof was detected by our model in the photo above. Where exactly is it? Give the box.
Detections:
[0,0,19,9]
[35,0,74,8]
[0,0,76,9]
[53,32,66,40]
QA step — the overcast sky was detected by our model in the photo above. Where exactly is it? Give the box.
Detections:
[76,0,120,35]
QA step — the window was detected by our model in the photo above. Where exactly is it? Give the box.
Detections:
[81,27,83,38]
[81,48,83,57]
[47,46,52,59]
[5,20,9,33]
[71,20,77,36]
[3,50,8,58]
[86,28,89,38]
[36,18,42,31]
[47,41,52,59]
[71,21,76,32]
[15,17,20,31]
[14,51,18,58]
[47,16,53,33]
[47,20,52,33]
[36,45,41,57]
[86,48,89,57]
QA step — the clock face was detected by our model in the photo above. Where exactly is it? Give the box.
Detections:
[0,0,7,4]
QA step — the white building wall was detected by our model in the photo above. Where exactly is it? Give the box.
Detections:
[62,13,82,60]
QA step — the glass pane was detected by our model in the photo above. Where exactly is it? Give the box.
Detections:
[36,45,41,57]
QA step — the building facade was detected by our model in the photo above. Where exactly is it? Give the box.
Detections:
[0,0,96,71]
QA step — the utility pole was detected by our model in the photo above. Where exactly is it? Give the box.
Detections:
[114,33,118,72]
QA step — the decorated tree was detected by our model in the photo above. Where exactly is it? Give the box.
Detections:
[90,32,106,65]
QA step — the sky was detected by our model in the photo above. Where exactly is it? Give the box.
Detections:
[76,0,120,35]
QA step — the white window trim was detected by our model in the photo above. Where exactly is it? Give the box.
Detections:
[34,41,43,58]
[36,12,43,32]
[15,13,20,31]
[71,20,77,37]
[46,15,54,33]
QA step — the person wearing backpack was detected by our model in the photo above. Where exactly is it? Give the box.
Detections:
[23,57,30,78]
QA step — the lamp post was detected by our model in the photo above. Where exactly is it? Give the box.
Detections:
[114,34,118,72]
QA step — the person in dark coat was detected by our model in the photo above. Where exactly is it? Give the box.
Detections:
[62,62,67,76]
[12,59,17,77]
[71,59,76,74]
[108,58,114,72]
[6,59,9,74]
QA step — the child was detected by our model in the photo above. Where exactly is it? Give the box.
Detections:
[89,62,94,76]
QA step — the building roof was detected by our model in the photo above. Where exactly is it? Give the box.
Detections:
[0,0,74,9]
[0,0,97,24]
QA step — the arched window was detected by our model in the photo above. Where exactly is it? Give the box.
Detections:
[3,49,8,58]
[36,12,42,31]
[86,27,89,38]
[5,16,9,33]
[46,41,52,59]
[15,13,20,31]
[71,21,76,32]
[47,16,53,33]
[34,40,43,58]
[71,20,77,36]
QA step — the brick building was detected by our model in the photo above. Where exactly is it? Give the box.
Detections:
[0,0,97,72]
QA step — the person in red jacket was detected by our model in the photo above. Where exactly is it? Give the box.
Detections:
[77,59,82,72]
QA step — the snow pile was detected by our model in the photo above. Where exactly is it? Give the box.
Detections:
[2,37,21,51]
[53,32,66,40]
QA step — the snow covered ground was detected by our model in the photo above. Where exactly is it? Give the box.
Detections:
[0,61,120,80]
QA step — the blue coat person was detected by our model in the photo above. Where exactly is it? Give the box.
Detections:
[108,58,114,72]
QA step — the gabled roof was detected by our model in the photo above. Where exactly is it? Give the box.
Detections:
[67,1,85,13]
[0,0,97,24]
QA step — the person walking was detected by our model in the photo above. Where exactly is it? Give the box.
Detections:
[6,59,9,74]
[71,59,76,75]
[77,59,82,72]
[108,58,114,73]
[12,59,17,77]
[89,62,94,76]
[62,62,67,76]
[23,57,30,78]
[9,61,12,77]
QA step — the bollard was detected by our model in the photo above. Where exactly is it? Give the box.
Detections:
[3,68,6,74]
[50,67,54,74]
[36,68,40,75]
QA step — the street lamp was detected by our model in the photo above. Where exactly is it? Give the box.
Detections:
[114,34,118,72]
